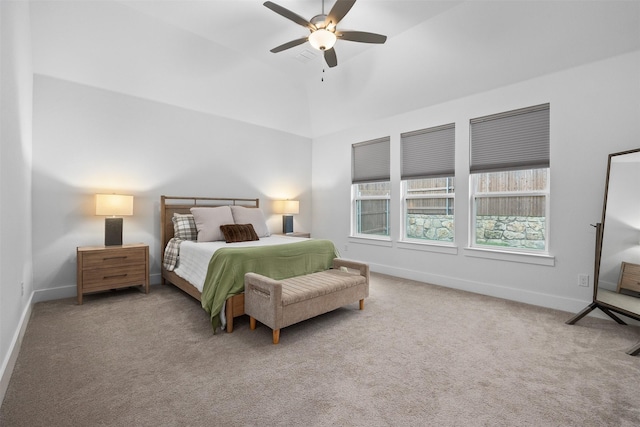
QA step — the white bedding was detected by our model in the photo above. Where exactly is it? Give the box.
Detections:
[173,235,308,292]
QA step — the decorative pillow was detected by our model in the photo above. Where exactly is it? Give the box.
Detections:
[190,206,235,242]
[220,224,260,243]
[172,213,197,241]
[230,206,270,237]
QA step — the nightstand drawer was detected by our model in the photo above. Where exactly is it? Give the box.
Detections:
[619,276,640,293]
[617,262,640,293]
[81,247,146,268]
[82,265,147,290]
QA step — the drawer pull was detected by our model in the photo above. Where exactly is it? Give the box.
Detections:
[103,274,128,279]
[103,256,128,261]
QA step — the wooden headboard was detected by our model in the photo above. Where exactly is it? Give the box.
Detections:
[160,196,260,262]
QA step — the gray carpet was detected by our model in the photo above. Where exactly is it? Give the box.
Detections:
[2,273,639,426]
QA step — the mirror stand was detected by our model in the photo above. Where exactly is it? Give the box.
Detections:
[567,305,640,355]
[566,222,640,355]
[627,342,640,356]
[566,302,628,325]
[566,148,640,356]
[566,223,628,325]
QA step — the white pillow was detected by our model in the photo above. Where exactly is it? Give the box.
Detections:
[190,206,234,242]
[230,206,270,237]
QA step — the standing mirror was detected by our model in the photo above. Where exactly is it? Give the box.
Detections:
[567,148,640,356]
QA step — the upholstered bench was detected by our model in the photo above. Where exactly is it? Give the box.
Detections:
[244,258,370,344]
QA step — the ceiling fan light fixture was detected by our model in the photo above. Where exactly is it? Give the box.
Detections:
[308,28,336,51]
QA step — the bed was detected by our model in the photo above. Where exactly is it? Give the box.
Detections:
[160,196,337,333]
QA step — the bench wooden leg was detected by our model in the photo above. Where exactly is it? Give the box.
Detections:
[226,299,234,333]
[273,329,280,345]
[250,316,256,330]
[359,299,365,310]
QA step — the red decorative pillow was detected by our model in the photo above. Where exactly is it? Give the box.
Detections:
[219,224,260,243]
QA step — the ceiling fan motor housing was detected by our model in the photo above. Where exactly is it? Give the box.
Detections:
[310,14,329,29]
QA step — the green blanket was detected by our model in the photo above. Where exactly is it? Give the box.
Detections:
[201,239,339,331]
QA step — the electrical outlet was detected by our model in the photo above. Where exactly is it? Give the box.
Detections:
[21,282,24,296]
[578,274,589,287]
[343,244,349,252]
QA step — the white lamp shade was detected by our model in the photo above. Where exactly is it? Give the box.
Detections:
[273,200,299,215]
[308,29,337,51]
[95,194,133,216]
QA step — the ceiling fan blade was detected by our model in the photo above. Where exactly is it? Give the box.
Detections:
[337,31,387,44]
[325,0,356,29]
[263,1,316,31]
[324,48,338,68]
[270,37,308,53]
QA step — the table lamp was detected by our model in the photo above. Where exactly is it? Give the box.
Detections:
[274,200,299,234]
[95,194,133,246]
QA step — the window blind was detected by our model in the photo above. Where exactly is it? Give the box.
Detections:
[401,123,455,180]
[352,137,390,183]
[470,103,549,173]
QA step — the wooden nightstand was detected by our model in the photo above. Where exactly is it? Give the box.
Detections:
[617,262,640,294]
[76,243,149,304]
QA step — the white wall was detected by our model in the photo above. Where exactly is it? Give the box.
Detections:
[29,0,313,138]
[0,0,34,402]
[311,51,640,315]
[31,75,312,301]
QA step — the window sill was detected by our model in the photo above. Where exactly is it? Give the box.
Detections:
[463,247,555,266]
[397,240,458,255]
[348,235,393,247]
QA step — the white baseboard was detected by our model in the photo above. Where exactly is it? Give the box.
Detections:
[33,273,163,303]
[0,292,34,405]
[370,262,595,317]
[33,284,76,303]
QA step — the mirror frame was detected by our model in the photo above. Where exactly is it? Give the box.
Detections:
[567,148,640,356]
[594,148,640,321]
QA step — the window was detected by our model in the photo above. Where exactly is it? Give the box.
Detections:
[401,124,455,243]
[404,178,455,242]
[352,137,390,238]
[470,104,550,253]
[353,182,391,236]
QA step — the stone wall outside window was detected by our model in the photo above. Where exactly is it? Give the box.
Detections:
[406,214,545,250]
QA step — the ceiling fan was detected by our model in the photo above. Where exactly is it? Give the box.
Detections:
[263,0,387,68]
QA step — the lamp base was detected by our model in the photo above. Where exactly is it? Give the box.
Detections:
[282,215,294,234]
[105,217,123,246]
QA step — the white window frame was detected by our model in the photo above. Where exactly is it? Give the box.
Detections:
[399,123,456,248]
[351,181,391,240]
[401,177,455,246]
[467,103,552,263]
[469,168,550,255]
[351,136,391,241]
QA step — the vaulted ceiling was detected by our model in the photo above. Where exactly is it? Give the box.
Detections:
[30,0,640,138]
